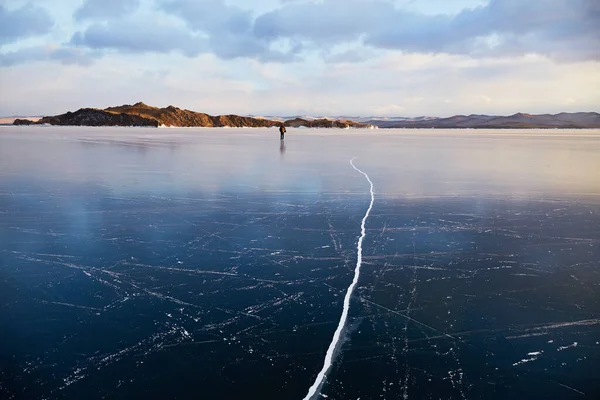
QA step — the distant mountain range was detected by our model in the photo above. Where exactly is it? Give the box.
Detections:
[9,104,600,129]
[362,112,600,129]
[12,103,373,129]
[254,113,600,128]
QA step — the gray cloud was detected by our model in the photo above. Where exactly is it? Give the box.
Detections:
[158,0,271,59]
[159,0,252,33]
[254,0,600,62]
[0,3,53,45]
[208,33,264,59]
[71,21,208,57]
[254,0,392,44]
[74,0,140,21]
[12,0,595,66]
[0,45,99,67]
[66,0,305,63]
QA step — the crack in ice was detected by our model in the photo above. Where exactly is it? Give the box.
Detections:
[302,158,374,400]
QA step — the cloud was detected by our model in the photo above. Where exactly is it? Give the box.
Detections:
[254,0,392,44]
[0,45,98,67]
[158,0,273,59]
[71,20,208,57]
[74,0,140,21]
[1,49,598,117]
[67,0,303,63]
[1,0,597,70]
[158,0,253,33]
[323,48,378,64]
[253,0,600,62]
[19,0,595,64]
[0,3,54,45]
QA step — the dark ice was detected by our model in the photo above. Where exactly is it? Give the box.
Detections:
[1,127,599,399]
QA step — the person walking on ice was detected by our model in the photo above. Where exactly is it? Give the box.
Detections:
[279,124,286,140]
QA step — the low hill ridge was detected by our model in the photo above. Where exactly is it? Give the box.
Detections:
[368,112,600,128]
[14,103,373,129]
[11,105,599,128]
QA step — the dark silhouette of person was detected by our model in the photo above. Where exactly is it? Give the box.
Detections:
[279,124,286,140]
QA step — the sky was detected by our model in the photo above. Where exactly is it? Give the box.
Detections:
[0,0,599,117]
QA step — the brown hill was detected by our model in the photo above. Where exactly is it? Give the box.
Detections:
[37,108,159,127]
[13,118,37,125]
[13,102,375,128]
[105,102,279,127]
[285,117,371,128]
[15,102,373,128]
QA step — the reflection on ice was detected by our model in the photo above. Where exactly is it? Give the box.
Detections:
[2,127,600,199]
[1,127,599,399]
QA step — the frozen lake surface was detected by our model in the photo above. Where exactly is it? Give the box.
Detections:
[1,127,600,399]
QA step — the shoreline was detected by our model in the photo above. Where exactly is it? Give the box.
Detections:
[2,125,600,134]
[3,124,600,130]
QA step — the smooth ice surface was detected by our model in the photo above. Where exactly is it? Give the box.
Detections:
[1,127,600,399]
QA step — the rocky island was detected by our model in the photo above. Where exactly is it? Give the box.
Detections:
[13,102,374,129]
